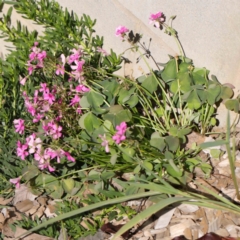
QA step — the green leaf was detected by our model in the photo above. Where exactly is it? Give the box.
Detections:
[221,86,234,100]
[22,165,39,181]
[35,174,63,199]
[150,132,166,151]
[178,62,192,73]
[164,163,182,178]
[225,99,240,113]
[200,163,212,175]
[133,165,141,174]
[62,178,75,194]
[192,69,207,85]
[141,74,158,93]
[86,91,105,107]
[206,84,221,105]
[101,171,115,181]
[177,72,192,93]
[102,106,132,126]
[165,135,179,152]
[186,90,202,110]
[122,148,135,162]
[79,112,90,129]
[142,161,153,171]
[161,59,177,82]
[101,79,120,97]
[84,112,102,133]
[125,94,138,107]
[79,95,90,108]
[110,153,118,165]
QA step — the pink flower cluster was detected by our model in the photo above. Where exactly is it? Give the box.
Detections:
[27,42,47,76]
[12,45,93,188]
[54,48,87,82]
[20,42,47,85]
[16,132,75,172]
[112,122,127,144]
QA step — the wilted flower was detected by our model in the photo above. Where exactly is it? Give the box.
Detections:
[149,12,165,28]
[115,25,129,39]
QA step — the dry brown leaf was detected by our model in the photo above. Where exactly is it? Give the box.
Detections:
[2,210,22,238]
[15,199,34,213]
[13,184,38,205]
[0,197,13,205]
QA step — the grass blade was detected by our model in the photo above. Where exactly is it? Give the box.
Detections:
[112,197,189,240]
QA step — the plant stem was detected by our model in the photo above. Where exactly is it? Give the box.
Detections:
[226,112,240,200]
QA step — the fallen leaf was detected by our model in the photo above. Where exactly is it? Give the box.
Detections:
[13,184,38,205]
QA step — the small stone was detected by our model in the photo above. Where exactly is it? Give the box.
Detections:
[154,208,175,229]
[143,230,151,237]
[218,159,229,167]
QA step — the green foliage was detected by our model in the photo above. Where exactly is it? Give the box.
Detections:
[1,1,240,239]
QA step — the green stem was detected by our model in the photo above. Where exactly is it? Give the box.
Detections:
[226,112,240,200]
[137,49,180,125]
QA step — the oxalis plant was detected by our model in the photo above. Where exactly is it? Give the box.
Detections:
[1,1,240,239]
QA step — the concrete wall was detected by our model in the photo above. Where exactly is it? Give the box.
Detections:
[1,0,240,126]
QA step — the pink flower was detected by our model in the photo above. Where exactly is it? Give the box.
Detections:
[76,106,82,114]
[56,64,65,75]
[37,51,47,61]
[75,84,90,93]
[56,54,66,75]
[69,94,80,106]
[16,141,29,160]
[34,149,55,172]
[149,12,165,28]
[19,76,27,85]
[10,177,21,189]
[13,119,25,134]
[67,48,83,64]
[29,51,37,61]
[46,148,65,163]
[115,26,129,39]
[116,122,127,135]
[27,62,34,75]
[50,124,62,139]
[99,134,109,153]
[33,113,44,123]
[39,83,48,93]
[26,103,36,116]
[112,122,127,144]
[71,59,85,72]
[38,161,55,172]
[97,47,109,56]
[64,152,75,162]
[112,134,126,144]
[43,89,55,105]
[26,134,42,154]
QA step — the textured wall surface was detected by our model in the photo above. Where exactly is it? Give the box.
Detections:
[1,0,240,126]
